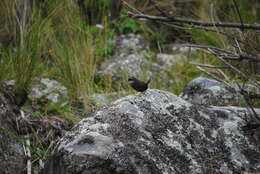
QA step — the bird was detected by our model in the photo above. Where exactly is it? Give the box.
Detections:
[128,77,151,92]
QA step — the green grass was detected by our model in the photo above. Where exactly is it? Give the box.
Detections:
[0,1,50,90]
[0,0,258,108]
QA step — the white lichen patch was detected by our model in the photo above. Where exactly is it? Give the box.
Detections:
[219,120,244,149]
[58,120,110,151]
[161,130,184,153]
[145,89,192,114]
[208,85,222,93]
[171,98,192,111]
[188,119,205,137]
[88,123,110,131]
[156,162,176,174]
[72,132,114,157]
[188,158,202,174]
[220,163,232,174]
[129,111,144,126]
[211,130,218,138]
[115,100,145,126]
[230,148,249,167]
[198,111,210,120]
[222,121,240,135]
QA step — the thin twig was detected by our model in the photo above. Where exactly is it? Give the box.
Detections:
[196,66,219,80]
[25,135,32,174]
[181,44,260,62]
[217,69,230,81]
[215,56,248,78]
[234,38,242,54]
[150,0,170,18]
[195,66,235,90]
[122,1,143,15]
[236,83,260,121]
[189,61,229,69]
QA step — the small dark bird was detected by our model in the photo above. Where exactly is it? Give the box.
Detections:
[128,77,151,92]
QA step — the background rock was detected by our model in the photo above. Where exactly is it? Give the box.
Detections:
[29,78,68,105]
[97,34,188,90]
[114,34,148,57]
[182,77,240,106]
[100,54,149,78]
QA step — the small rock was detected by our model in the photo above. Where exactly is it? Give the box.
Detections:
[114,34,147,57]
[182,77,240,106]
[29,78,68,104]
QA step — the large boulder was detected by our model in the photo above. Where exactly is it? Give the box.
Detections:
[41,89,260,174]
[182,77,260,106]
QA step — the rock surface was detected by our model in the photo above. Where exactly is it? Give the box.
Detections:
[182,77,240,106]
[29,78,68,105]
[114,34,148,57]
[100,54,149,78]
[41,89,260,174]
[97,34,185,88]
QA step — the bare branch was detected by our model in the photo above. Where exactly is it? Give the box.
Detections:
[195,66,221,81]
[189,62,229,69]
[195,66,234,89]
[215,56,260,88]
[232,0,244,31]
[236,83,260,122]
[127,11,260,30]
[150,0,170,18]
[181,44,260,63]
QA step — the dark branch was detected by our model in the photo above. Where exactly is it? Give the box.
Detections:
[180,44,260,63]
[127,12,260,30]
[237,83,260,122]
[232,0,244,31]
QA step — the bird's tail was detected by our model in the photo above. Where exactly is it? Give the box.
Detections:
[146,77,151,85]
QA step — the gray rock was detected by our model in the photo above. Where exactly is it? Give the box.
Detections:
[29,78,68,105]
[164,44,197,55]
[97,34,152,84]
[114,34,147,57]
[41,89,260,174]
[100,54,149,78]
[156,53,183,68]
[182,77,240,106]
[98,35,179,86]
[171,44,196,54]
